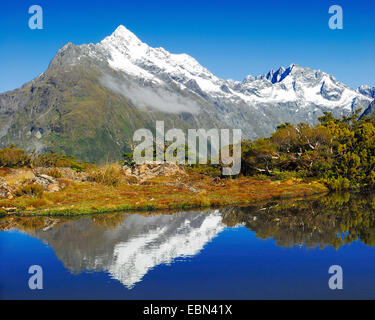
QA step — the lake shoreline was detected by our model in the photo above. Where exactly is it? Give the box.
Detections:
[1,167,328,217]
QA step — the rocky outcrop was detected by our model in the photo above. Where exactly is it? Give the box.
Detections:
[0,182,15,199]
[32,173,62,192]
[35,167,89,181]
[123,162,187,182]
[0,168,78,199]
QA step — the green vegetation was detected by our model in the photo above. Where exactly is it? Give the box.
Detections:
[32,153,91,172]
[0,146,92,172]
[239,111,375,191]
[0,145,31,168]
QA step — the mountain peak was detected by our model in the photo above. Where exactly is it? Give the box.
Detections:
[243,75,255,83]
[113,25,137,37]
[287,63,304,73]
[256,64,299,83]
[105,25,143,46]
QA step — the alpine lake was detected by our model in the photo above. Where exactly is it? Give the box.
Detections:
[1,192,375,299]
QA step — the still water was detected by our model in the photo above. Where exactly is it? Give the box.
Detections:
[1,193,375,299]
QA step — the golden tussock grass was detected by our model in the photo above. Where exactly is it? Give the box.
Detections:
[86,164,123,187]
[3,169,34,187]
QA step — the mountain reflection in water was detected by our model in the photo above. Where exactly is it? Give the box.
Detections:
[1,192,375,289]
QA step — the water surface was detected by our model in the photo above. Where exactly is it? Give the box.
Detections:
[1,193,375,299]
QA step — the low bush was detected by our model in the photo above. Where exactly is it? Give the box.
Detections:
[32,153,88,172]
[0,146,31,168]
[323,176,351,191]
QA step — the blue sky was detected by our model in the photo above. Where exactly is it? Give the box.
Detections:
[0,0,374,93]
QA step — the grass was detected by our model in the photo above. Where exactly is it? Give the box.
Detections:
[86,163,123,186]
[0,167,328,217]
[15,183,44,198]
[2,169,34,188]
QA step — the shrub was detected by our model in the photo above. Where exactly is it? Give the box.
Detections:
[0,146,31,168]
[32,153,88,172]
[15,183,44,198]
[324,176,351,191]
[87,164,122,186]
[239,111,375,190]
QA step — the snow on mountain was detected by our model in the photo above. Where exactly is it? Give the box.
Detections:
[357,85,375,99]
[92,25,371,113]
[97,25,225,93]
[224,63,370,115]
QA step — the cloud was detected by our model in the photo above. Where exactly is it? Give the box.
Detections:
[100,75,201,114]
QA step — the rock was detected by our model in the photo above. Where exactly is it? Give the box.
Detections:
[47,182,61,192]
[39,174,55,183]
[123,162,187,182]
[35,167,88,182]
[32,172,63,192]
[32,176,53,190]
[0,182,15,199]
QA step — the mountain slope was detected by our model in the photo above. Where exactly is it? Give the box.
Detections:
[0,25,372,162]
[357,85,375,99]
[360,99,375,119]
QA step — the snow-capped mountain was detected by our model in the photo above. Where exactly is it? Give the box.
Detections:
[87,25,372,126]
[101,26,370,108]
[0,25,372,162]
